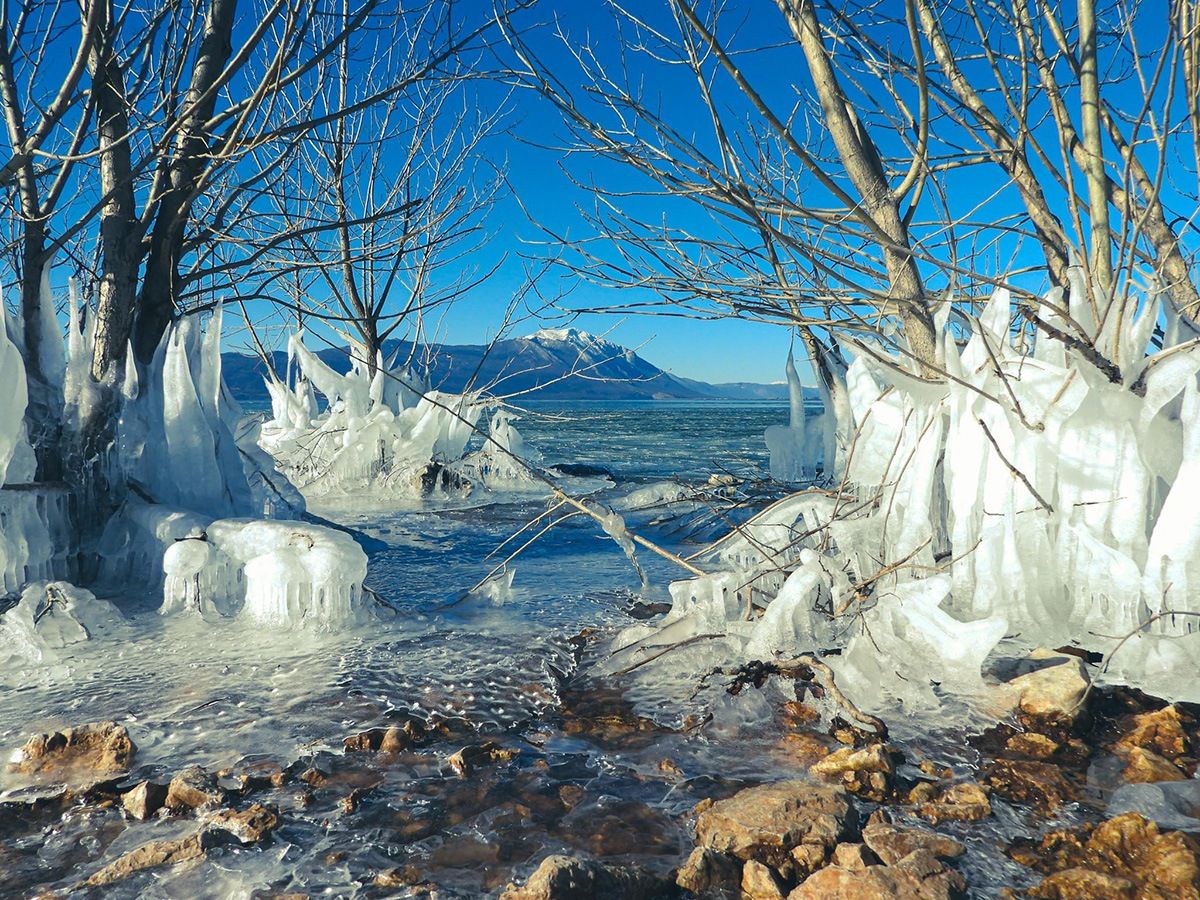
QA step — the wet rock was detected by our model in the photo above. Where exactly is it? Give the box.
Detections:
[499,854,673,899]
[121,780,168,820]
[1119,747,1188,784]
[916,782,991,824]
[694,781,853,878]
[1009,811,1200,898]
[626,600,672,620]
[984,759,1078,811]
[743,859,787,899]
[1003,648,1091,727]
[781,701,821,729]
[375,865,423,888]
[1027,868,1135,898]
[11,721,136,780]
[1004,733,1060,759]
[675,846,741,894]
[222,757,289,791]
[862,823,964,865]
[203,803,279,843]
[831,842,878,870]
[166,766,226,811]
[447,741,519,777]
[810,744,895,801]
[1115,705,1191,761]
[790,848,966,899]
[778,732,835,766]
[79,831,214,887]
[560,684,670,750]
[343,721,421,754]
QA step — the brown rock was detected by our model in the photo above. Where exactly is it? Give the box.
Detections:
[790,849,966,899]
[446,741,519,777]
[375,865,422,888]
[1116,705,1191,760]
[1120,747,1187,784]
[1005,733,1060,759]
[917,782,991,824]
[862,823,965,865]
[1004,649,1091,726]
[121,781,168,820]
[675,847,740,894]
[810,744,895,801]
[779,732,835,766]
[12,721,136,780]
[203,803,279,843]
[694,781,853,877]
[790,843,829,879]
[80,832,211,887]
[166,766,225,811]
[499,854,671,899]
[343,723,417,754]
[985,759,1077,811]
[1028,867,1135,898]
[742,859,787,899]
[1009,812,1200,898]
[832,842,878,870]
[782,701,821,728]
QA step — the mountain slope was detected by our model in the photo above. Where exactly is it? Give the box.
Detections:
[221,328,802,403]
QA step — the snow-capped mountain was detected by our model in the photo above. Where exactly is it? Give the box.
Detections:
[222,328,808,403]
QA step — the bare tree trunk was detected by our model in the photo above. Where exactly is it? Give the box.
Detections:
[134,0,237,363]
[776,0,939,369]
[86,0,140,384]
[0,30,61,479]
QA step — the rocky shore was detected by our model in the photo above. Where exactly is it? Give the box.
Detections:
[3,638,1200,898]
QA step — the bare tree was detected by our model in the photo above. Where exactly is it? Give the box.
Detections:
[500,0,1200,398]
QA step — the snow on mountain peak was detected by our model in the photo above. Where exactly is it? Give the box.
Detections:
[524,327,618,351]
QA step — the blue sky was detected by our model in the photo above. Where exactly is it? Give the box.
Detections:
[423,2,807,385]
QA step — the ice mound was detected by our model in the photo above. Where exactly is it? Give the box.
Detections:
[621,277,1200,714]
[455,409,544,489]
[161,518,369,627]
[258,332,492,500]
[258,333,550,501]
[0,581,123,667]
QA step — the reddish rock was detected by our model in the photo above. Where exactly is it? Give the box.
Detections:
[447,741,519,777]
[742,859,787,899]
[121,781,167,820]
[916,782,991,824]
[862,823,964,865]
[675,846,740,894]
[11,722,136,780]
[790,849,966,899]
[694,781,852,878]
[1119,747,1188,784]
[166,766,226,811]
[203,803,279,843]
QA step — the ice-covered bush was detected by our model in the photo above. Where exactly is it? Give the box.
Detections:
[258,332,544,500]
[618,277,1200,710]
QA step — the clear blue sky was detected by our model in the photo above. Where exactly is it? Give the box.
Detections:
[425,2,807,385]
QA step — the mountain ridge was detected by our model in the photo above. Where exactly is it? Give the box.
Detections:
[221,328,813,403]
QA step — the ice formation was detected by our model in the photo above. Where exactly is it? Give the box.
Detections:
[159,517,369,626]
[2,276,374,634]
[620,276,1200,711]
[258,333,544,500]
[0,581,123,668]
[764,350,815,481]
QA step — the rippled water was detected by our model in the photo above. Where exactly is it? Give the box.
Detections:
[0,401,1046,897]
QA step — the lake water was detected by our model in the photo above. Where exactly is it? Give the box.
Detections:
[0,400,1036,896]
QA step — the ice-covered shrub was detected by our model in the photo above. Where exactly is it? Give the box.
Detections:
[258,332,544,500]
[621,277,1200,710]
